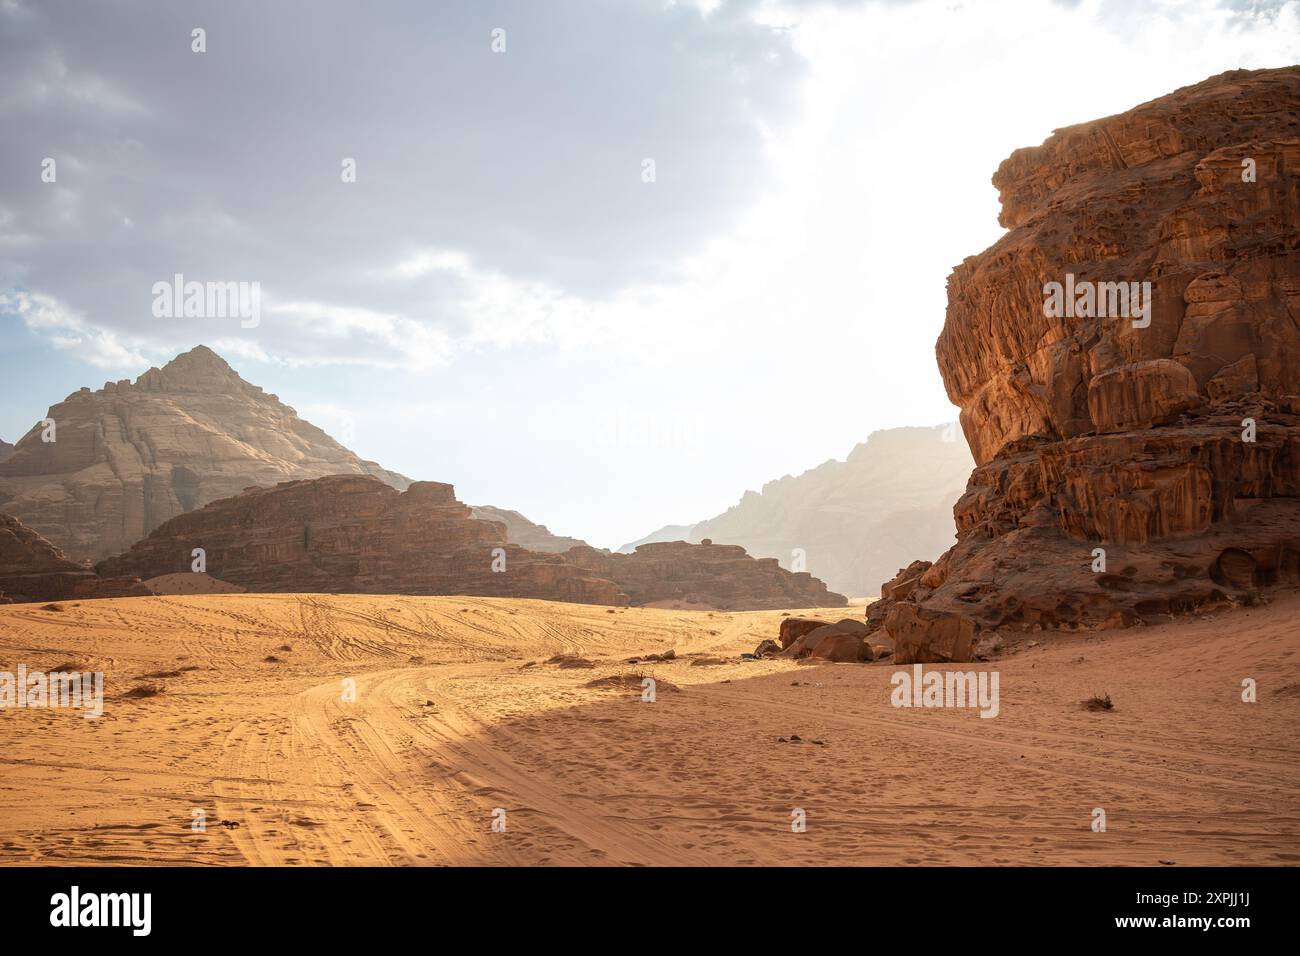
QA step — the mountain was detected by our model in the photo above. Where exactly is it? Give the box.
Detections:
[0,345,411,562]
[469,505,589,552]
[0,439,13,463]
[619,425,974,597]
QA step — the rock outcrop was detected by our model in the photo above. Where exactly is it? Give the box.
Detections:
[889,67,1300,649]
[561,540,848,611]
[469,505,589,552]
[0,440,13,464]
[619,425,972,596]
[0,346,411,563]
[97,475,628,605]
[0,513,148,604]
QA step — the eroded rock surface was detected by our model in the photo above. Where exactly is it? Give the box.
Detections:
[889,67,1300,648]
[97,475,627,605]
[0,513,148,604]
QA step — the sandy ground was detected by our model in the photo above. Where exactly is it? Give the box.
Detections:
[0,591,1297,866]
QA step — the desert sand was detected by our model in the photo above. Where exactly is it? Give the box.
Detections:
[0,592,1296,866]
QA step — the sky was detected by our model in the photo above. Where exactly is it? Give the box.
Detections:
[2,0,1298,548]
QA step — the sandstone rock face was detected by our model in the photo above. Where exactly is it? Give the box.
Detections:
[939,68,1300,465]
[0,513,148,604]
[619,425,972,596]
[1087,359,1201,433]
[898,67,1300,639]
[97,475,627,606]
[561,541,848,611]
[0,346,411,563]
[469,505,589,553]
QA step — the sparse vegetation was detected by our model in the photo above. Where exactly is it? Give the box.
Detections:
[1084,693,1114,712]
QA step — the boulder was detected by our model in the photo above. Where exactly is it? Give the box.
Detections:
[886,604,976,664]
[881,560,933,601]
[779,616,831,648]
[809,632,869,663]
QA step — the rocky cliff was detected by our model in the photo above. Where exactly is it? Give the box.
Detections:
[97,475,625,604]
[564,540,848,610]
[0,513,148,604]
[0,440,13,464]
[0,346,411,563]
[96,475,845,609]
[619,426,973,596]
[884,67,1300,650]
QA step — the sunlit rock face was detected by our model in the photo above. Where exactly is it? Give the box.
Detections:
[888,67,1300,642]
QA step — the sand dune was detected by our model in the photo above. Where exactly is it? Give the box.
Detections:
[0,592,1296,866]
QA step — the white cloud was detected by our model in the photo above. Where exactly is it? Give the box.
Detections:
[1,290,149,368]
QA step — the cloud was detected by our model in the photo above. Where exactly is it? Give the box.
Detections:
[0,0,803,370]
[0,289,148,367]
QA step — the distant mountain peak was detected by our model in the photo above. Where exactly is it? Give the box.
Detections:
[0,345,410,561]
[133,344,247,394]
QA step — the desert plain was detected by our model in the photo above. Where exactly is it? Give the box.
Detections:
[1,591,1296,866]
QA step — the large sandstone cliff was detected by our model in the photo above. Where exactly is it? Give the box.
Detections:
[0,346,411,563]
[885,67,1300,648]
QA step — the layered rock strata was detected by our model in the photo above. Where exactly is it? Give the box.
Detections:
[885,67,1300,651]
[98,476,627,605]
[0,513,148,604]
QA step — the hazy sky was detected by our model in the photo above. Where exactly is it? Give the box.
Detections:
[3,0,1298,547]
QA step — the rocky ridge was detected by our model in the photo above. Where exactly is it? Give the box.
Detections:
[97,476,846,609]
[878,67,1300,659]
